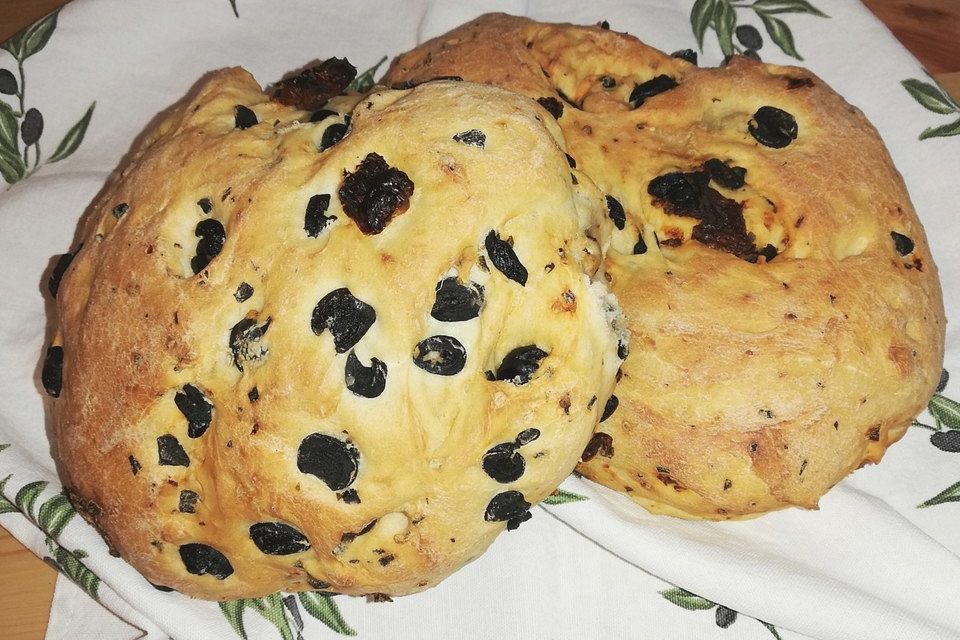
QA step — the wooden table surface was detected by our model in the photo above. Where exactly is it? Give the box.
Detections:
[1,1,958,639]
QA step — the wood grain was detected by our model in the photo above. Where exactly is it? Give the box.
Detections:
[0,2,958,640]
[0,525,57,640]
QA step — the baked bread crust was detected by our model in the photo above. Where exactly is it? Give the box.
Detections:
[385,13,946,519]
[50,70,622,598]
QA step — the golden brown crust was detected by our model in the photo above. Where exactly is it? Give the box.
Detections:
[385,13,946,519]
[52,69,622,598]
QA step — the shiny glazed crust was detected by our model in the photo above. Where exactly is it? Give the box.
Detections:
[51,70,622,598]
[384,13,946,519]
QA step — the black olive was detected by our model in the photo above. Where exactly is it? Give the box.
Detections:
[248,387,260,402]
[600,395,619,422]
[338,152,414,235]
[304,193,336,237]
[748,106,798,148]
[716,606,738,628]
[234,105,258,129]
[157,434,190,467]
[648,172,698,208]
[633,233,648,255]
[431,277,484,322]
[413,335,467,376]
[565,153,577,168]
[340,488,361,504]
[234,282,254,302]
[758,244,778,262]
[128,455,141,476]
[891,231,914,256]
[671,49,698,65]
[191,218,225,274]
[320,122,348,151]
[198,198,213,214]
[629,75,678,108]
[606,195,626,230]
[249,522,312,555]
[453,129,486,148]
[931,431,960,453]
[515,428,540,446]
[484,490,531,527]
[311,288,376,353]
[48,250,77,298]
[536,97,564,119]
[703,158,747,190]
[484,230,527,286]
[41,346,64,397]
[344,351,387,398]
[485,345,547,385]
[175,384,214,438]
[112,203,129,219]
[179,543,233,579]
[229,316,271,371]
[310,109,338,123]
[618,340,629,360]
[178,490,200,513]
[297,433,360,491]
[735,24,763,50]
[482,443,525,483]
[600,75,616,89]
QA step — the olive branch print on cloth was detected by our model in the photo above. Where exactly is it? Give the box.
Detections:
[901,74,960,140]
[690,0,828,61]
[0,443,102,599]
[661,587,783,639]
[0,10,95,186]
[542,488,588,505]
[220,591,356,640]
[912,369,960,507]
[346,57,387,94]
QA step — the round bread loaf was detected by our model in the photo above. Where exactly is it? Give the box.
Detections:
[46,69,623,598]
[384,14,946,519]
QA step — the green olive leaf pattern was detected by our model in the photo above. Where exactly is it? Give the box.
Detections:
[902,73,960,140]
[542,489,589,505]
[660,587,782,638]
[689,0,828,61]
[661,587,716,610]
[0,474,16,514]
[0,9,96,185]
[1,10,58,63]
[298,591,356,635]
[47,101,96,163]
[915,370,960,507]
[48,546,101,600]
[751,0,827,17]
[0,443,102,599]
[691,0,718,50]
[220,591,355,639]
[345,56,387,93]
[918,481,960,509]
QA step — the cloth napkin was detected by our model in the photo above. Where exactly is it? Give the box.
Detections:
[0,1,958,639]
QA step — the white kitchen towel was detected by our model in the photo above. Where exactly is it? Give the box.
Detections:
[0,1,956,639]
